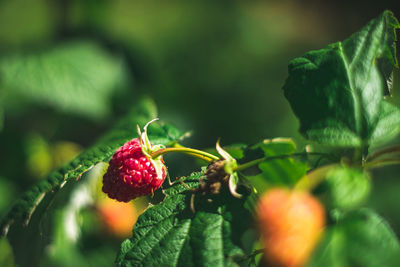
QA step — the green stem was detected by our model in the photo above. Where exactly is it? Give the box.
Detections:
[364,159,400,170]
[295,164,337,191]
[234,158,266,172]
[150,147,219,163]
[352,141,368,165]
[367,145,400,162]
[234,152,329,172]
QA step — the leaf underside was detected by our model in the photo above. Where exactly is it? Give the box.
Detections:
[117,171,252,267]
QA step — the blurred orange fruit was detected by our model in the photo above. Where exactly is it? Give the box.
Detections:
[97,198,138,239]
[256,188,325,267]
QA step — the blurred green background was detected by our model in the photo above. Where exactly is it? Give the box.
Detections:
[0,0,399,266]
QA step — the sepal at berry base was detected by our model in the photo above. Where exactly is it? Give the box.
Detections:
[137,118,167,183]
[215,140,243,198]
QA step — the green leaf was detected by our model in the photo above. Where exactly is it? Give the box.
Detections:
[243,139,307,212]
[0,238,14,267]
[283,11,400,147]
[0,41,127,119]
[224,144,247,160]
[0,106,3,131]
[308,209,400,267]
[305,125,362,147]
[0,177,16,217]
[117,171,252,267]
[204,143,247,162]
[0,97,188,266]
[250,138,307,190]
[323,167,371,210]
[257,138,297,155]
[369,101,400,145]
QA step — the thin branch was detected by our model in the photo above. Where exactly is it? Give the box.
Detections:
[364,158,400,170]
[367,145,400,162]
[234,152,330,172]
[150,147,219,162]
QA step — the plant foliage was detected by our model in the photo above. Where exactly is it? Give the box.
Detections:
[1,9,400,267]
[0,97,187,266]
[0,41,127,119]
[117,172,251,267]
[283,11,400,147]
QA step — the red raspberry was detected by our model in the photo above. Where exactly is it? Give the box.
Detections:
[102,138,166,202]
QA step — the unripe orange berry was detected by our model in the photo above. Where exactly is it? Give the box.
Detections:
[97,198,138,239]
[256,188,325,267]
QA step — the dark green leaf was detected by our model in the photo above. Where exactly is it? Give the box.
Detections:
[323,167,371,210]
[224,143,247,160]
[117,171,252,267]
[283,11,400,147]
[0,41,127,119]
[0,97,188,266]
[308,209,400,267]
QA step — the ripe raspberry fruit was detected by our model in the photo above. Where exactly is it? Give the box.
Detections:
[102,138,166,202]
[256,188,325,267]
[102,119,167,202]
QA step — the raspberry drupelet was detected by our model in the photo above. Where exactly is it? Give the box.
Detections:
[102,138,166,202]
